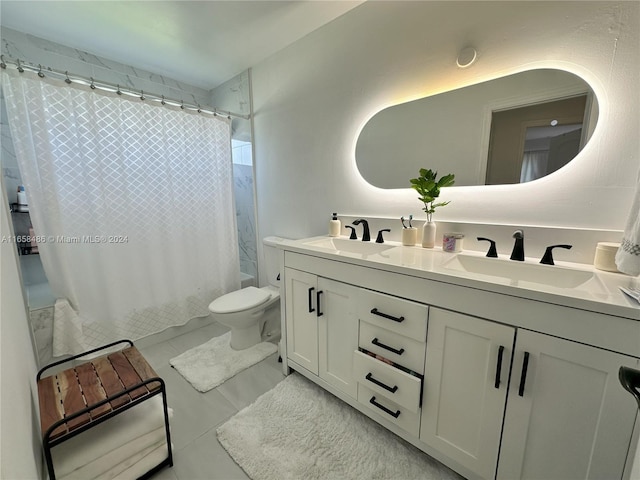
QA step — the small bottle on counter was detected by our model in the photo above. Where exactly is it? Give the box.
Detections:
[16,185,29,212]
[329,213,341,237]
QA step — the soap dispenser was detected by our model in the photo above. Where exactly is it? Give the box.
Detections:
[329,213,341,237]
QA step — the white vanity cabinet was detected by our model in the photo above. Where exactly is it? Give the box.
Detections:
[284,267,359,397]
[420,308,640,480]
[497,330,639,480]
[420,308,516,480]
[280,243,640,480]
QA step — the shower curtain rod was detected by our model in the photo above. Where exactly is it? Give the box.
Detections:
[0,55,250,120]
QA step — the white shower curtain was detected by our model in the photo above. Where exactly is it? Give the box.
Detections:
[2,68,240,355]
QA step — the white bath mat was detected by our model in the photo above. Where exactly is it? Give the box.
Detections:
[169,332,277,392]
[217,373,462,480]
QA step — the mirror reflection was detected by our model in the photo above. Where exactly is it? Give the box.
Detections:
[356,69,598,188]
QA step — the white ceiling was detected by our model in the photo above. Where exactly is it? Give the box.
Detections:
[0,1,364,90]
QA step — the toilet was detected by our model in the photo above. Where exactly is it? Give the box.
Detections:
[208,237,282,350]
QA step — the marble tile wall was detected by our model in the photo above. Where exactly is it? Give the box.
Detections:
[233,162,257,279]
[1,27,212,108]
[1,98,20,202]
[30,306,54,366]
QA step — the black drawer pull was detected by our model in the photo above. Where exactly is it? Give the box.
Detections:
[371,337,405,356]
[317,290,324,317]
[369,396,401,418]
[308,287,315,313]
[518,352,530,397]
[370,308,405,323]
[495,345,505,389]
[365,373,398,393]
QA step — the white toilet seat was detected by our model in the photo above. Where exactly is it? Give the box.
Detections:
[208,286,271,314]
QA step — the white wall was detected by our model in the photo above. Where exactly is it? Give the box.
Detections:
[251,1,639,243]
[0,179,41,479]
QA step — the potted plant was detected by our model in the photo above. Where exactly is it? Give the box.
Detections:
[409,168,455,248]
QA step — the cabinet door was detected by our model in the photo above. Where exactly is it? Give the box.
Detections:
[284,268,318,375]
[318,278,359,398]
[420,308,515,480]
[498,330,639,480]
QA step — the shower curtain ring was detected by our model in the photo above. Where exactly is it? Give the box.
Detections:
[0,56,6,69]
[37,65,45,78]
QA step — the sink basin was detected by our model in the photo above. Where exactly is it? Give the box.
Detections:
[303,237,395,255]
[440,253,596,289]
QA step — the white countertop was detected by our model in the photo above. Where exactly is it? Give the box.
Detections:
[279,236,640,320]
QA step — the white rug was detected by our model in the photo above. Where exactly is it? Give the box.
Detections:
[217,374,463,480]
[169,332,278,392]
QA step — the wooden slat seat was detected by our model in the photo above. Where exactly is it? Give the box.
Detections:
[36,341,172,480]
[37,346,160,441]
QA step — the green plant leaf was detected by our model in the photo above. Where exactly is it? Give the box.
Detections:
[437,174,456,188]
[409,168,455,218]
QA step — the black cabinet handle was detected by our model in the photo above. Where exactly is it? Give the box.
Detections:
[369,396,401,418]
[308,287,315,313]
[370,308,405,323]
[518,352,530,397]
[371,337,405,356]
[316,290,323,317]
[495,345,505,389]
[365,373,398,393]
[619,366,640,409]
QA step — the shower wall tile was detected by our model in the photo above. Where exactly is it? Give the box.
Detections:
[30,306,54,366]
[233,163,257,279]
[211,71,252,142]
[1,27,211,106]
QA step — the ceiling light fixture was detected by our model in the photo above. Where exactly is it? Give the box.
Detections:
[456,47,477,68]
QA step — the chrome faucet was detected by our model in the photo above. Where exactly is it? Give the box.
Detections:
[352,219,370,242]
[510,229,525,261]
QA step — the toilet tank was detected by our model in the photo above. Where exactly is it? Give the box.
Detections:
[262,236,284,288]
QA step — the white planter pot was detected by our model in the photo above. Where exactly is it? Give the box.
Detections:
[422,221,437,248]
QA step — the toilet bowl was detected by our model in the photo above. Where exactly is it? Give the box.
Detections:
[208,237,283,350]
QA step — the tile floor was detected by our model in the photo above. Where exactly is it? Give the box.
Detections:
[137,320,286,480]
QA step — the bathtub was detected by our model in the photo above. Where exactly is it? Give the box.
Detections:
[240,272,256,289]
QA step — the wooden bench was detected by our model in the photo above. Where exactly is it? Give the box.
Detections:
[36,340,173,480]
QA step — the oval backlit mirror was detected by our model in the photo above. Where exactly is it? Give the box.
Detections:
[356,69,598,188]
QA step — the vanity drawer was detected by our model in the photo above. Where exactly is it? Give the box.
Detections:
[359,322,426,374]
[353,350,422,413]
[357,383,420,437]
[358,322,426,375]
[358,289,428,341]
